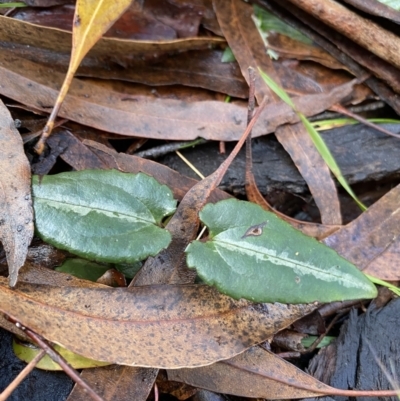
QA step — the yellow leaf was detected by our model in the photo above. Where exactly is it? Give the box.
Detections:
[35,0,132,154]
[71,0,133,72]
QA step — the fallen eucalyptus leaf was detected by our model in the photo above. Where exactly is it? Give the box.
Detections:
[32,170,176,263]
[168,346,334,399]
[0,99,34,287]
[0,280,316,368]
[35,0,132,152]
[186,199,377,303]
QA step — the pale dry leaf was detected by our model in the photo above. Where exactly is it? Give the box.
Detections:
[0,99,33,286]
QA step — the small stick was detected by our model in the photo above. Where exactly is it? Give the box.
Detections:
[154,382,159,401]
[330,103,400,140]
[300,314,340,354]
[245,67,257,169]
[0,349,46,401]
[9,320,106,401]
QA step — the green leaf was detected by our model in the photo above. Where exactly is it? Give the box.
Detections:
[13,339,110,371]
[115,261,142,279]
[252,5,313,45]
[221,47,236,63]
[55,258,111,282]
[301,335,335,349]
[186,199,377,304]
[0,2,27,7]
[377,0,400,11]
[33,170,176,263]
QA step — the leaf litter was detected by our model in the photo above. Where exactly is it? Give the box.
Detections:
[1,1,400,400]
[0,99,34,287]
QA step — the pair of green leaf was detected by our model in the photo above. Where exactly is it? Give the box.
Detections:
[32,169,376,304]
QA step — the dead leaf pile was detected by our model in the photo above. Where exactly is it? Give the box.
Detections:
[1,0,400,400]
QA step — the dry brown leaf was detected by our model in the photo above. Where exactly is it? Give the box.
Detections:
[0,99,34,287]
[0,15,225,75]
[275,123,342,225]
[66,365,157,401]
[47,131,108,171]
[267,33,345,70]
[245,139,340,240]
[265,0,400,110]
[168,346,334,399]
[0,263,105,340]
[213,0,342,225]
[287,0,400,70]
[3,9,243,96]
[323,183,400,280]
[0,51,357,142]
[12,2,203,40]
[0,15,224,76]
[35,0,133,152]
[0,279,316,368]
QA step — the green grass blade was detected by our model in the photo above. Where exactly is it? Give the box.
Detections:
[259,68,367,211]
[0,2,27,7]
[365,274,400,297]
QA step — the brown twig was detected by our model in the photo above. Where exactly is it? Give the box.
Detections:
[330,104,400,140]
[300,314,340,355]
[0,349,46,401]
[245,67,256,173]
[154,382,159,401]
[8,320,106,401]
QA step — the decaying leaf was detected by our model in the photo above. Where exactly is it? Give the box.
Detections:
[168,346,334,399]
[32,170,176,263]
[0,50,359,142]
[213,0,343,224]
[245,139,340,240]
[35,0,133,153]
[0,99,34,287]
[0,14,225,65]
[66,365,158,401]
[0,279,317,368]
[324,183,400,280]
[186,199,377,303]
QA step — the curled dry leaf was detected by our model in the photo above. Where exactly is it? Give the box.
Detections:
[0,279,317,368]
[0,99,33,287]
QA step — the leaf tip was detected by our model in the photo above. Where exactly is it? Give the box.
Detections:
[8,271,18,288]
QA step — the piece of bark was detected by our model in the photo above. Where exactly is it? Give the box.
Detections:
[304,298,400,401]
[160,123,400,197]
